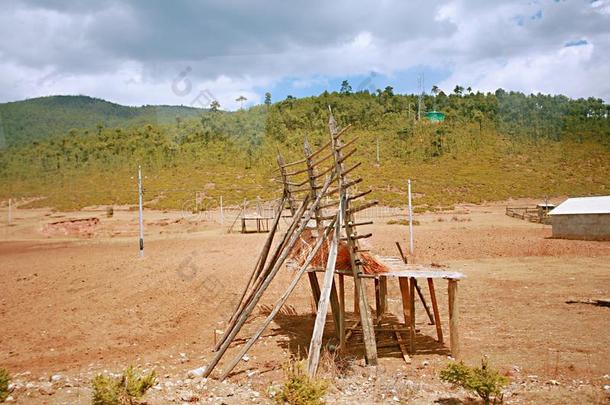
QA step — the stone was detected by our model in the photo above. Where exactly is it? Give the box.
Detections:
[187,367,206,379]
[50,374,63,382]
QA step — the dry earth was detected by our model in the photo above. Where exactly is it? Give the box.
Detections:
[0,199,609,404]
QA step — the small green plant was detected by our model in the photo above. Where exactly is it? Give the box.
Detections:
[440,358,508,405]
[0,368,11,402]
[274,358,328,405]
[91,366,156,405]
[386,219,420,226]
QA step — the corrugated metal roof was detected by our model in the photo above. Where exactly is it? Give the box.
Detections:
[548,196,610,215]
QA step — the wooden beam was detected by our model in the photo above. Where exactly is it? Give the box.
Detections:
[338,274,346,351]
[307,211,341,376]
[392,324,412,364]
[448,279,460,359]
[409,277,416,354]
[398,277,411,352]
[427,278,443,344]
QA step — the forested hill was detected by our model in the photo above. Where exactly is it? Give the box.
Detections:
[0,95,204,146]
[0,88,609,211]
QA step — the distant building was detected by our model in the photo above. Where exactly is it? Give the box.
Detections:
[425,111,445,123]
[548,196,610,240]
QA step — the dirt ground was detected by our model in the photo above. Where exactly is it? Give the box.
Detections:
[0,199,609,404]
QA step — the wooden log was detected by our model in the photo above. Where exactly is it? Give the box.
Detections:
[409,277,416,354]
[395,241,408,264]
[204,176,334,377]
[392,324,412,364]
[413,279,435,325]
[312,151,334,167]
[337,148,357,165]
[308,272,321,311]
[398,277,411,351]
[347,200,379,215]
[379,276,387,315]
[427,278,443,344]
[327,178,363,196]
[338,274,346,351]
[218,217,337,380]
[348,189,372,202]
[228,194,286,331]
[448,279,460,359]
[307,211,341,376]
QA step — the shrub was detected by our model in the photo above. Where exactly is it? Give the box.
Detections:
[92,366,156,405]
[440,358,508,405]
[274,358,328,405]
[0,368,10,402]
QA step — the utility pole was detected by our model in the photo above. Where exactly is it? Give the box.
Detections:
[408,179,414,255]
[417,73,425,121]
[138,165,144,258]
[376,137,380,164]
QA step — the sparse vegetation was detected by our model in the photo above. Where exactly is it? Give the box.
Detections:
[274,358,328,405]
[91,366,156,405]
[387,219,420,226]
[440,358,509,405]
[1,90,609,211]
[0,368,10,402]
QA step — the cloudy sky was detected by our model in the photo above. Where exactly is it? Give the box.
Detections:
[1,0,609,110]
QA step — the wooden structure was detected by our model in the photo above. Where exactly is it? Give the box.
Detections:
[240,215,273,233]
[506,205,552,224]
[202,110,464,380]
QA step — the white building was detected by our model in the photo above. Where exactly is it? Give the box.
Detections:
[548,196,610,240]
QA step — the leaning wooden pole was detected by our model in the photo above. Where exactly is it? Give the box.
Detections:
[307,208,341,376]
[214,195,309,352]
[203,175,335,378]
[223,193,286,334]
[219,216,337,380]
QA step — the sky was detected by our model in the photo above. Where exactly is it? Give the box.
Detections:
[1,0,609,110]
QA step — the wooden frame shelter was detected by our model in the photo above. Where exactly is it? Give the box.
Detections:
[202,109,463,380]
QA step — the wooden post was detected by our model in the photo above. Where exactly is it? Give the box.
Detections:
[409,277,416,354]
[408,179,414,256]
[137,165,144,258]
[427,278,443,344]
[307,211,341,376]
[7,198,11,226]
[398,277,411,352]
[328,110,377,365]
[448,279,460,359]
[380,276,387,315]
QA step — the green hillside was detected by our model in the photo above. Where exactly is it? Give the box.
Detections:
[0,88,608,211]
[0,95,204,146]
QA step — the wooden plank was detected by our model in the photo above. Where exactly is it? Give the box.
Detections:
[375,278,381,321]
[218,217,337,380]
[307,211,341,376]
[427,278,444,344]
[409,277,416,354]
[392,324,412,364]
[448,279,460,359]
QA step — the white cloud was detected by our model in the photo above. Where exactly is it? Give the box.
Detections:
[0,0,609,108]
